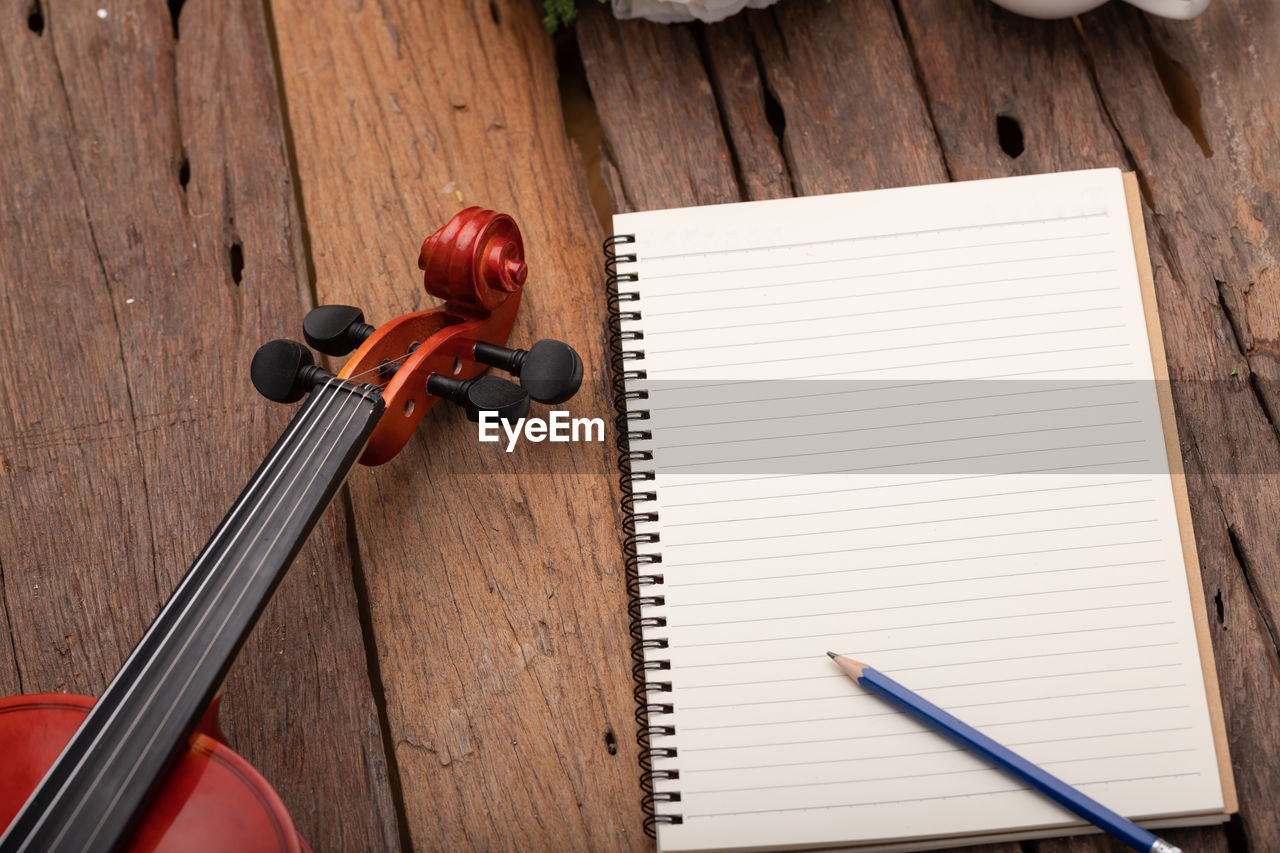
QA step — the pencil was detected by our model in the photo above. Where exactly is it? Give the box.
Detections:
[826,652,1181,853]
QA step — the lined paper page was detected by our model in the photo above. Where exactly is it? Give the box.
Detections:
[613,170,1224,853]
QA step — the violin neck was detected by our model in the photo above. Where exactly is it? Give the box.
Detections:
[0,379,385,853]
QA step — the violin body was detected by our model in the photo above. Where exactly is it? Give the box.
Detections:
[0,696,303,852]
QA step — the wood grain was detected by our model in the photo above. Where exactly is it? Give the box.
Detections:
[268,0,646,848]
[0,0,397,848]
[1076,5,1280,849]
[578,3,740,212]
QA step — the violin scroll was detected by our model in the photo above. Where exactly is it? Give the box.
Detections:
[254,206,582,466]
[418,206,527,310]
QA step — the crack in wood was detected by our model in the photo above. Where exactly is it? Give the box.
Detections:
[889,0,954,182]
[1142,24,1212,159]
[229,239,244,285]
[744,19,795,196]
[167,0,185,39]
[995,114,1024,159]
[1071,17,1154,210]
[341,495,414,853]
[255,0,409,845]
[1226,523,1280,661]
[1225,813,1253,853]
[0,556,26,694]
[691,25,747,203]
[1193,428,1280,666]
[27,0,44,35]
[1214,278,1280,445]
[259,0,318,294]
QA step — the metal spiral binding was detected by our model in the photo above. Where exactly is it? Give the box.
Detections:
[604,234,682,836]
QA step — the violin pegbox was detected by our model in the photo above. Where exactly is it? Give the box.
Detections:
[250,206,584,467]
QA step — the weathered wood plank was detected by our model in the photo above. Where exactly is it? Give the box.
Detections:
[699,16,792,201]
[747,0,948,194]
[0,0,398,848]
[578,2,740,212]
[269,0,645,848]
[1075,5,1280,850]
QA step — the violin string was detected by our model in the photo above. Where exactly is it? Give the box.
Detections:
[79,381,373,849]
[342,347,425,384]
[33,343,440,840]
[37,375,362,844]
[61,375,369,847]
[17,375,348,843]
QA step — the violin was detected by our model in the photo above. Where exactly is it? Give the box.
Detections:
[0,207,583,852]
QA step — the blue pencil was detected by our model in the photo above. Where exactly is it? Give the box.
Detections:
[826,652,1180,853]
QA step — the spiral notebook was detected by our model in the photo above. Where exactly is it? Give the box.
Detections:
[604,169,1234,853]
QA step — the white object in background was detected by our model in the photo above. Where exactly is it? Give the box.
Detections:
[611,0,779,24]
[990,0,1210,19]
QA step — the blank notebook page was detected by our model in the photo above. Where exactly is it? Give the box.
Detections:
[613,169,1225,852]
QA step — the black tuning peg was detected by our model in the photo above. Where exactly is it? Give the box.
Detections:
[427,374,530,423]
[472,339,583,404]
[303,305,376,356]
[251,339,332,403]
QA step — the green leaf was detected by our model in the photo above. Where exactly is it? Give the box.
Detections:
[542,0,579,32]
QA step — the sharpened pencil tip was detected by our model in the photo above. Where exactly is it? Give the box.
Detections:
[826,651,839,659]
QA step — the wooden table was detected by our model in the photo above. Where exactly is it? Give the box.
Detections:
[0,0,1275,850]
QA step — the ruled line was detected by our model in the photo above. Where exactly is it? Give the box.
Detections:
[650,302,1121,356]
[663,540,1161,589]
[679,697,1188,732]
[650,318,1121,371]
[643,279,1120,334]
[642,281,1117,320]
[679,694,1183,749]
[642,253,1115,301]
[635,211,1107,261]
[657,444,1147,493]
[682,664,1184,713]
[666,560,1161,608]
[650,343,1132,388]
[669,498,1155,549]
[655,381,1134,432]
[655,400,1140,453]
[650,361,1136,404]
[680,742,1192,785]
[683,772,1199,817]
[662,460,1148,508]
[674,580,1168,629]
[678,643,1177,691]
[663,479,1151,527]
[685,749,1198,797]
[641,232,1111,280]
[676,601,1172,650]
[674,621,1177,670]
[672,520,1159,568]
[662,421,1143,471]
[675,717,1189,768]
